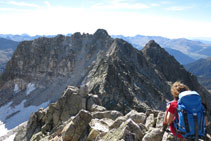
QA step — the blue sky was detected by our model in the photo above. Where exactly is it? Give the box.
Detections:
[0,0,211,39]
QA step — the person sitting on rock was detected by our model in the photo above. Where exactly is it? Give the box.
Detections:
[163,82,190,141]
[163,81,208,141]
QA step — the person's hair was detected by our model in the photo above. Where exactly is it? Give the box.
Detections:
[171,81,190,99]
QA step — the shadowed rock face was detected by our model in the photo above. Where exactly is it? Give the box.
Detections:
[0,29,113,107]
[1,29,211,140]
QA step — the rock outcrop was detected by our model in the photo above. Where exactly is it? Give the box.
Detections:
[15,86,211,141]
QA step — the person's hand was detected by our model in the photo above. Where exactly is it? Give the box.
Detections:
[162,122,168,132]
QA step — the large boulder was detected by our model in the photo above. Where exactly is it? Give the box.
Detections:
[25,86,86,140]
[142,128,164,141]
[88,118,111,141]
[90,104,107,112]
[92,110,123,120]
[109,116,127,129]
[62,109,92,141]
[162,132,175,141]
[26,108,46,140]
[156,112,165,128]
[145,113,155,129]
[125,110,147,124]
[99,119,145,140]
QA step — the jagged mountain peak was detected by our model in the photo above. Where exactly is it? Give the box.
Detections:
[111,38,135,53]
[142,40,167,54]
[145,40,160,48]
[71,32,82,39]
[94,29,110,39]
[142,40,179,65]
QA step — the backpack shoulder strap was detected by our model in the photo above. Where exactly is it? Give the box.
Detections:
[193,113,199,140]
[179,91,199,99]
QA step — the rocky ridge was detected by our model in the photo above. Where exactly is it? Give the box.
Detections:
[0,29,211,140]
[14,86,211,141]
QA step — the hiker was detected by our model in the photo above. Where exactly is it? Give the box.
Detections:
[163,81,208,141]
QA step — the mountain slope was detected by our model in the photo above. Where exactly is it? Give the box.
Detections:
[165,48,195,64]
[185,57,211,90]
[0,29,114,131]
[0,38,18,50]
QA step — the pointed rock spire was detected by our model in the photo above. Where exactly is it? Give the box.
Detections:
[94,29,110,39]
[143,40,162,50]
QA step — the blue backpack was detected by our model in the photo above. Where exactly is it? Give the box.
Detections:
[174,91,206,140]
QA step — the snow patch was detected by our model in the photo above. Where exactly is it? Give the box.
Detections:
[0,121,9,137]
[4,133,16,141]
[14,84,20,94]
[26,83,36,95]
[0,100,49,132]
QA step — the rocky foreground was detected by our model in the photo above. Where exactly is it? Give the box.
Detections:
[14,86,211,141]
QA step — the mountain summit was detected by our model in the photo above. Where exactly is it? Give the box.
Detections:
[0,29,210,140]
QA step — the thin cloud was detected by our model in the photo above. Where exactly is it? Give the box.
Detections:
[0,7,29,12]
[8,1,41,8]
[0,1,210,39]
[91,1,149,10]
[44,1,51,8]
[151,3,160,7]
[165,6,194,11]
[160,1,173,5]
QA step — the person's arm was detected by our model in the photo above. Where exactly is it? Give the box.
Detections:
[166,112,174,125]
[205,115,208,126]
[163,105,170,132]
[163,105,169,124]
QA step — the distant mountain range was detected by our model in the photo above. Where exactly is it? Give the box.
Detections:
[0,33,211,74]
[0,34,72,42]
[0,38,19,73]
[185,57,211,91]
[112,35,211,64]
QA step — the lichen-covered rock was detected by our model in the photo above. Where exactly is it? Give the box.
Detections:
[125,110,146,124]
[30,132,47,141]
[90,104,107,112]
[109,116,127,129]
[156,112,165,128]
[26,108,46,140]
[62,109,92,141]
[145,113,155,129]
[25,86,86,140]
[142,128,164,141]
[92,110,123,120]
[100,119,145,141]
[162,132,175,141]
[88,129,101,141]
[86,94,102,111]
[88,118,110,141]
